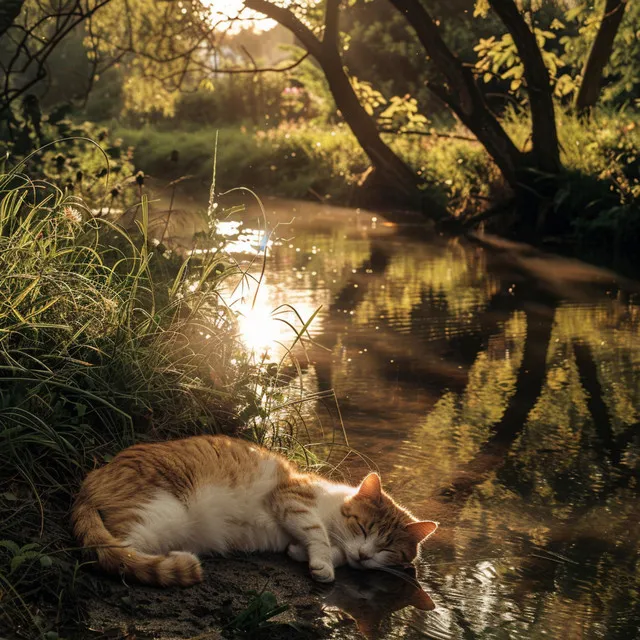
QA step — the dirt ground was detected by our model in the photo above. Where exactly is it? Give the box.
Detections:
[80,553,363,640]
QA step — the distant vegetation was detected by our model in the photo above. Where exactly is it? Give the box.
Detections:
[1,0,638,260]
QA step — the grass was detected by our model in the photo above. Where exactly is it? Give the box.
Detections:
[113,107,639,244]
[113,121,370,203]
[0,160,333,638]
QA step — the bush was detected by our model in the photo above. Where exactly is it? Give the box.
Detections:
[503,108,640,253]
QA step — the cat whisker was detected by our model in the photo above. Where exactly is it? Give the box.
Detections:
[329,531,349,547]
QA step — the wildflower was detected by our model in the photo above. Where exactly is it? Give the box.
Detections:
[63,206,82,224]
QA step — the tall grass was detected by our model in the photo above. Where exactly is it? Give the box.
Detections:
[0,151,347,636]
[0,167,262,636]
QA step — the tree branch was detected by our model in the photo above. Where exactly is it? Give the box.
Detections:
[244,0,325,61]
[323,0,340,52]
[487,0,560,173]
[575,0,628,114]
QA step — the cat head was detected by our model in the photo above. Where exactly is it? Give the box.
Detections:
[339,473,437,570]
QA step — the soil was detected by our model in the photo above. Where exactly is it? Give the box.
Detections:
[78,554,358,640]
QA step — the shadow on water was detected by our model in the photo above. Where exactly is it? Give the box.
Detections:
[157,197,640,639]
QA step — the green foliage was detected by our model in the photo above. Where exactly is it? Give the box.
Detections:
[0,108,135,203]
[562,0,640,105]
[473,0,639,107]
[503,108,640,251]
[350,77,429,133]
[114,122,370,202]
[0,167,258,635]
[229,589,290,637]
[474,27,576,99]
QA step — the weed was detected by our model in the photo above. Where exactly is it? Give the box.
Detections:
[227,588,290,638]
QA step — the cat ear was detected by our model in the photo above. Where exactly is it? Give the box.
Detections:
[405,521,438,542]
[356,472,382,504]
[410,588,435,611]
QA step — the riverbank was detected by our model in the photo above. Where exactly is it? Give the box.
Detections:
[0,175,319,638]
[112,109,640,266]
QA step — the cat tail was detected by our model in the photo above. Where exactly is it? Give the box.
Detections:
[71,495,203,587]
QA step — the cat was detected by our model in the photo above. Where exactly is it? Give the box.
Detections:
[72,435,437,587]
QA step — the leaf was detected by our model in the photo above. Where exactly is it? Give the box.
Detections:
[40,555,53,568]
[473,0,490,18]
[0,540,20,555]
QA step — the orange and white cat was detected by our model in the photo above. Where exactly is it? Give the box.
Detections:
[72,435,437,587]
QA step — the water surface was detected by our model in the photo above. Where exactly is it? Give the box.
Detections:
[176,197,640,640]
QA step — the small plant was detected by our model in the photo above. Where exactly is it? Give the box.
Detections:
[228,588,290,637]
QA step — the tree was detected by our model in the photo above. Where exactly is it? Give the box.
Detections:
[0,0,114,116]
[385,0,524,187]
[575,0,629,115]
[485,0,560,174]
[244,0,449,217]
[245,0,566,229]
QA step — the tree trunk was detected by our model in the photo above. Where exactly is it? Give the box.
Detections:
[388,0,524,188]
[245,0,449,217]
[488,0,561,174]
[575,0,628,115]
[319,49,439,210]
[0,0,25,39]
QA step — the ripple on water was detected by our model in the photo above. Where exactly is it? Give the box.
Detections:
[209,199,640,640]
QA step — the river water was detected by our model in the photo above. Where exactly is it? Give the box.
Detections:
[170,196,640,640]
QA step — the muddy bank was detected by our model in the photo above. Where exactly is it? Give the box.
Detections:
[79,553,377,640]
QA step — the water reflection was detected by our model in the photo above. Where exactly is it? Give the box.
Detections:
[322,567,434,639]
[177,197,640,639]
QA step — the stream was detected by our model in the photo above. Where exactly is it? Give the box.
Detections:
[104,196,640,640]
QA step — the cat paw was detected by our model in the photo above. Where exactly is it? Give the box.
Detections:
[287,543,308,562]
[309,560,335,583]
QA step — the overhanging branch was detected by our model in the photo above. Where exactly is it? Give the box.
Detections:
[244,0,325,61]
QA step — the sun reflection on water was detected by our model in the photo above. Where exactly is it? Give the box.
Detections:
[209,218,322,359]
[230,283,321,358]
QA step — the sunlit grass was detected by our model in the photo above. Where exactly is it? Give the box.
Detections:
[0,161,339,636]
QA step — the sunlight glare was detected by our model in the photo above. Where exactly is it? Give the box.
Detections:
[231,283,319,358]
[201,0,278,33]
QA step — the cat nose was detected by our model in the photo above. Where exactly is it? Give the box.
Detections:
[359,550,371,561]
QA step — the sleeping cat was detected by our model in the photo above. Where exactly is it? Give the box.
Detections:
[72,435,437,587]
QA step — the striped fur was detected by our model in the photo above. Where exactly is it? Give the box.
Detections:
[72,435,437,587]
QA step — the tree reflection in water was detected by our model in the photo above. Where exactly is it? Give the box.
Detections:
[220,199,640,639]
